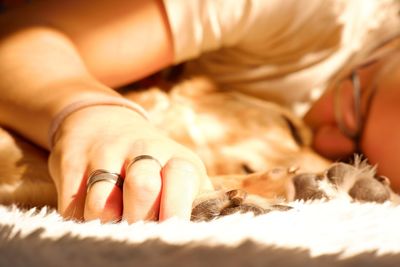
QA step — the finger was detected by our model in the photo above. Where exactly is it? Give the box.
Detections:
[84,156,124,223]
[48,145,88,221]
[122,156,163,223]
[159,158,201,221]
[84,171,123,223]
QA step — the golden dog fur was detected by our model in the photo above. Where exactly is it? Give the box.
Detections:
[0,76,333,209]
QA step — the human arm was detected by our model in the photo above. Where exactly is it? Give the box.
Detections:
[0,0,173,148]
[0,0,212,222]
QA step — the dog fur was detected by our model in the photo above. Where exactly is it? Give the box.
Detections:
[0,76,398,221]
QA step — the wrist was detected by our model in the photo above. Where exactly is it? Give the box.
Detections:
[48,96,149,149]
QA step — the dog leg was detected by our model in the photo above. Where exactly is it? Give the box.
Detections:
[290,157,398,203]
[191,189,292,222]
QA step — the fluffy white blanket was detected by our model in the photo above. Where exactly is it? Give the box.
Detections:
[1,200,400,267]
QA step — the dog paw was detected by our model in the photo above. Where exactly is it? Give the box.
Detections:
[191,189,292,222]
[292,158,394,203]
[292,173,327,201]
[219,203,265,217]
[325,162,356,186]
[348,176,391,203]
[326,161,392,203]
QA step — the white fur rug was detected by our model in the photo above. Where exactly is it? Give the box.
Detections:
[1,200,400,267]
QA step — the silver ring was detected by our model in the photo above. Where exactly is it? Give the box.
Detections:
[86,169,124,193]
[126,155,163,171]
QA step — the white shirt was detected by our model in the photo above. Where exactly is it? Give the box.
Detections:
[162,0,400,116]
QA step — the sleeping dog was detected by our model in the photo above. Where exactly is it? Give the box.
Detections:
[0,76,398,221]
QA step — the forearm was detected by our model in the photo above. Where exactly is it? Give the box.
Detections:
[0,0,173,149]
[0,26,118,149]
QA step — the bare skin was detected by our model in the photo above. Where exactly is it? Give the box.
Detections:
[1,0,399,224]
[305,55,400,192]
[0,0,212,222]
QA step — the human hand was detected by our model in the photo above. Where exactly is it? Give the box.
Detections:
[48,105,213,223]
[304,85,356,160]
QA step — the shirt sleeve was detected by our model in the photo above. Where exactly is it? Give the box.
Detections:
[161,0,332,65]
[162,0,253,64]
